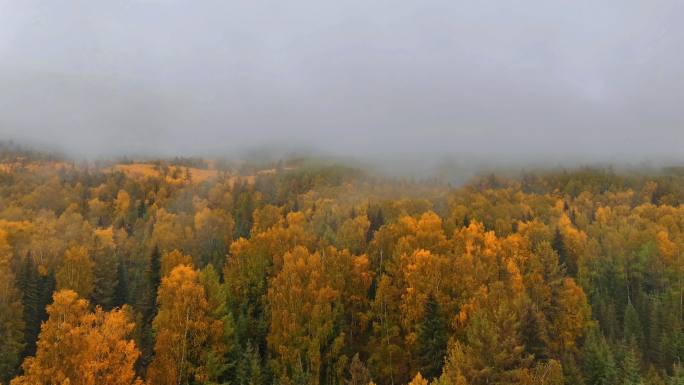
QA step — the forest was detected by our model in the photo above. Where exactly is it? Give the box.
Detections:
[2,144,684,385]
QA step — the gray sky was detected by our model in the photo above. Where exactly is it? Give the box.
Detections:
[1,0,683,164]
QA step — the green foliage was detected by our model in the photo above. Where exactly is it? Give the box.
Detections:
[0,257,24,383]
[415,295,447,380]
[3,151,684,385]
[584,333,618,385]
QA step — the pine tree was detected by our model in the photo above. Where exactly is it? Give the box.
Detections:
[17,255,41,358]
[415,294,447,380]
[92,248,119,310]
[143,245,161,321]
[439,285,533,385]
[139,244,162,370]
[621,344,642,385]
[584,333,618,385]
[366,207,385,243]
[0,254,25,383]
[236,340,263,385]
[234,186,254,239]
[113,254,128,308]
[624,302,644,349]
[137,198,147,219]
[200,264,236,383]
[561,353,586,385]
[552,229,569,273]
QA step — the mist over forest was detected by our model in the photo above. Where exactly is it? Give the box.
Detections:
[2,0,684,167]
[2,2,684,385]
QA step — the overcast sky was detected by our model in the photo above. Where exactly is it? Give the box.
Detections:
[0,0,683,164]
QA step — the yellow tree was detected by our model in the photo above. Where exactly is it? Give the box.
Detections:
[114,190,132,227]
[193,206,234,269]
[56,245,94,298]
[11,290,143,385]
[337,215,370,255]
[267,246,339,385]
[147,265,224,385]
[223,210,317,351]
[251,204,282,234]
[151,208,189,254]
[323,247,373,350]
[160,249,193,277]
[407,372,428,385]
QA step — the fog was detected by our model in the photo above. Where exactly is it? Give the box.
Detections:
[1,0,683,168]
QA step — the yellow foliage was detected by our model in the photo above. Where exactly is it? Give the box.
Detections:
[11,290,143,385]
[407,372,428,385]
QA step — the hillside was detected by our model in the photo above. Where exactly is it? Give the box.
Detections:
[1,150,684,385]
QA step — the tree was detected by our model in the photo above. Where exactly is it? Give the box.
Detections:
[415,294,447,380]
[16,254,40,357]
[147,265,224,385]
[583,332,618,385]
[337,215,370,255]
[267,246,339,385]
[114,190,132,228]
[407,372,428,385]
[56,245,94,299]
[236,340,263,385]
[160,249,193,277]
[366,206,384,243]
[199,264,236,383]
[113,254,128,308]
[91,228,118,309]
[139,245,162,369]
[0,254,25,383]
[623,302,644,348]
[526,360,564,385]
[16,254,54,358]
[193,207,233,270]
[347,354,371,385]
[621,344,642,385]
[11,290,144,385]
[233,184,254,239]
[438,284,533,385]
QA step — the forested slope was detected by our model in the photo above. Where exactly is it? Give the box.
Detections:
[1,148,684,385]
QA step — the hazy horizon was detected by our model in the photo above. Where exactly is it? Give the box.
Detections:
[1,1,683,165]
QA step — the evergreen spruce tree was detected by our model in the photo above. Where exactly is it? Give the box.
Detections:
[17,254,41,358]
[0,254,25,383]
[143,245,161,321]
[113,254,128,308]
[621,343,642,385]
[624,301,645,348]
[139,245,161,369]
[562,353,586,385]
[91,249,118,310]
[552,229,569,273]
[366,207,385,243]
[137,198,146,219]
[584,332,618,385]
[415,294,448,380]
[236,340,263,385]
[234,185,254,239]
